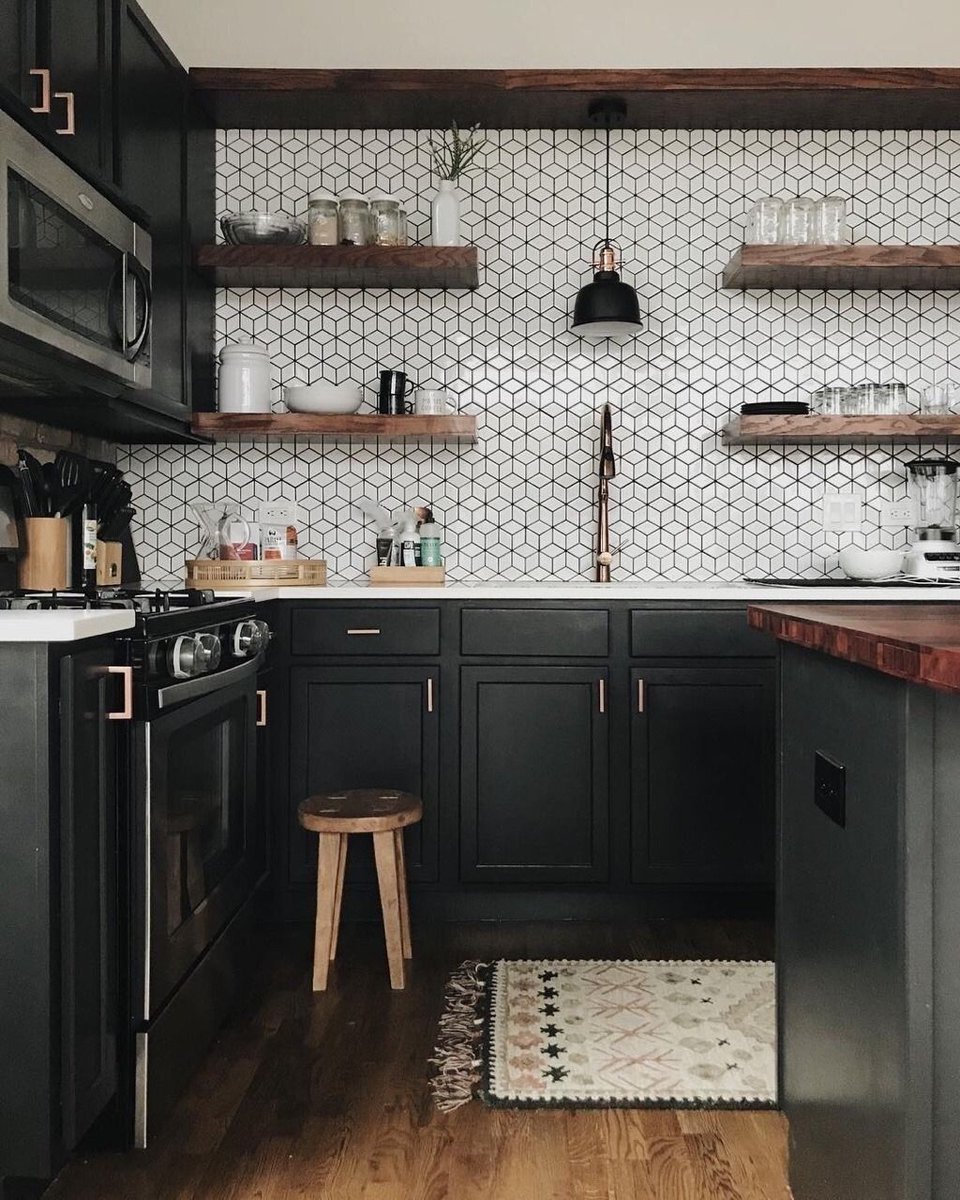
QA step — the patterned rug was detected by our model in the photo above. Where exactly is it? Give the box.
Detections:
[430,959,776,1111]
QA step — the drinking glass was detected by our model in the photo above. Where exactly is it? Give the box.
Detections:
[922,383,958,414]
[779,197,817,245]
[810,386,847,415]
[745,197,783,245]
[815,196,847,245]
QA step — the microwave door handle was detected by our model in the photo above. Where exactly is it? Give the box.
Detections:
[106,253,126,354]
[124,253,151,363]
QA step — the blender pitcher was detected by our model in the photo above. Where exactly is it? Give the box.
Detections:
[907,457,959,536]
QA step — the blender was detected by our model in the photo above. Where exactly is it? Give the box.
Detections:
[902,457,960,579]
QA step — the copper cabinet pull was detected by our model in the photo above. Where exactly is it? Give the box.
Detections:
[346,627,381,636]
[106,665,133,720]
[256,689,267,727]
[637,678,645,713]
[426,677,435,713]
[29,68,51,113]
[54,90,75,135]
[598,678,606,714]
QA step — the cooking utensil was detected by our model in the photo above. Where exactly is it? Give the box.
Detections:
[54,450,93,518]
[17,450,45,517]
[99,504,135,541]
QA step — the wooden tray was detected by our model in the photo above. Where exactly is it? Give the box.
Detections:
[368,566,445,587]
[186,559,327,588]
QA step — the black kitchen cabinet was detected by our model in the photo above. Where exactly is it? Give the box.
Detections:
[630,666,775,884]
[114,0,187,409]
[59,647,119,1150]
[0,638,120,1194]
[0,1,38,111]
[460,665,609,883]
[289,665,440,887]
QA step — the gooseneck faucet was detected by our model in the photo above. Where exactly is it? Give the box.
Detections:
[596,404,616,582]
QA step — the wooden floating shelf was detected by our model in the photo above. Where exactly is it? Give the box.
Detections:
[723,414,960,446]
[723,244,960,290]
[191,412,478,444]
[194,244,479,289]
[191,67,960,132]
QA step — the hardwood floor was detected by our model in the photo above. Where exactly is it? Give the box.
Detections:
[48,919,787,1200]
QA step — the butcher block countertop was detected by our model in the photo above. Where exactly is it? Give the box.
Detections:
[748,603,960,695]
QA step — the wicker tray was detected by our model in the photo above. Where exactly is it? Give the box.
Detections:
[368,566,445,587]
[186,559,327,588]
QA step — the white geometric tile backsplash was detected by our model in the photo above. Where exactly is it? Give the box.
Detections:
[122,127,960,582]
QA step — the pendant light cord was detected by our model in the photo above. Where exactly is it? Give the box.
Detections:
[604,116,611,248]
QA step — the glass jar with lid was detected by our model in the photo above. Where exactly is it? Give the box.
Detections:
[369,194,402,246]
[338,193,370,245]
[307,192,339,245]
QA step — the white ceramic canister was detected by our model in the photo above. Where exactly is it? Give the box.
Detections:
[218,343,272,413]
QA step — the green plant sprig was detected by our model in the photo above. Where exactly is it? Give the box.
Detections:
[428,121,488,182]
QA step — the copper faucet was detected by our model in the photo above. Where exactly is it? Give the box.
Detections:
[596,404,616,582]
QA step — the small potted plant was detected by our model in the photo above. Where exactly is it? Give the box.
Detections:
[427,122,487,247]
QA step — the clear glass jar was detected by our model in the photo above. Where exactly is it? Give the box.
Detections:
[815,196,847,246]
[307,192,339,245]
[338,194,370,245]
[779,197,817,245]
[369,194,401,246]
[810,386,847,415]
[745,197,782,245]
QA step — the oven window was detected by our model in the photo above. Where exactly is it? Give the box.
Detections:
[163,697,246,936]
[7,170,124,351]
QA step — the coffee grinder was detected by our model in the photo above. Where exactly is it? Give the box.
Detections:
[902,457,960,579]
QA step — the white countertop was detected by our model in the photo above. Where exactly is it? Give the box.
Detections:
[0,610,137,643]
[215,580,960,602]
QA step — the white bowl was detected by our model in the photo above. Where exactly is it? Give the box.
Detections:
[839,547,905,580]
[283,383,363,414]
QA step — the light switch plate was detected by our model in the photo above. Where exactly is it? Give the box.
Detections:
[821,492,863,532]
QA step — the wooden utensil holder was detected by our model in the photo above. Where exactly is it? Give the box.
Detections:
[19,517,69,590]
[96,540,122,587]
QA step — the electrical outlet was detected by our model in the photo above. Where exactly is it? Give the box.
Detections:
[880,500,915,526]
[821,493,863,532]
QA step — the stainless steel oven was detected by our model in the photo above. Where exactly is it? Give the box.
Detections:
[0,106,152,389]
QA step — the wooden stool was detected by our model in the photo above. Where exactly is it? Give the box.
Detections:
[297,789,422,991]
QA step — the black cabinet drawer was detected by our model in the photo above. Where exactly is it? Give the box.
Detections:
[461,608,608,656]
[291,607,440,656]
[631,608,774,657]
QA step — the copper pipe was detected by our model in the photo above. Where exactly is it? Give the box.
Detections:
[595,404,616,582]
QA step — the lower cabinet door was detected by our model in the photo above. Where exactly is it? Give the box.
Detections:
[59,648,119,1150]
[289,666,439,884]
[460,666,609,883]
[630,666,775,885]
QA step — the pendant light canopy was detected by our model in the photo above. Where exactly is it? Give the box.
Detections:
[571,98,643,342]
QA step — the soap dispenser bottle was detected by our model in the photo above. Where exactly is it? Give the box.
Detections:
[419,509,442,566]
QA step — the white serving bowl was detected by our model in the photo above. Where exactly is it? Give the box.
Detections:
[283,383,363,414]
[839,547,905,580]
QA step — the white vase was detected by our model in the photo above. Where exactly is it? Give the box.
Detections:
[430,179,461,247]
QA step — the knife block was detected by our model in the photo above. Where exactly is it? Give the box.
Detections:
[19,517,69,590]
[96,540,122,587]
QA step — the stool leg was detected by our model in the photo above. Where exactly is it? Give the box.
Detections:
[394,828,412,959]
[312,833,341,991]
[329,834,348,961]
[372,830,406,989]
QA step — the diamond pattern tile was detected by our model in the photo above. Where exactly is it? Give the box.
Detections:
[121,128,960,582]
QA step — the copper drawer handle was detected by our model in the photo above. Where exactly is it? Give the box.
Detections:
[598,678,606,714]
[256,689,267,727]
[106,665,133,720]
[29,68,51,113]
[637,679,645,714]
[427,677,435,713]
[346,628,381,635]
[54,90,75,135]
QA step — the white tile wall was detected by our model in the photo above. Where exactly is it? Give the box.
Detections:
[122,128,960,582]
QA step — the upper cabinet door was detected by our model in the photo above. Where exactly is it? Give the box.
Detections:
[115,0,187,406]
[35,0,114,183]
[0,1,39,109]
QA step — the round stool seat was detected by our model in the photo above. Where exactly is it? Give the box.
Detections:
[298,789,422,835]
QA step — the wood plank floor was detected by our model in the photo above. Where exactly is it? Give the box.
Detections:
[48,919,788,1200]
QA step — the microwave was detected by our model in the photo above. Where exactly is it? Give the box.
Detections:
[0,107,152,391]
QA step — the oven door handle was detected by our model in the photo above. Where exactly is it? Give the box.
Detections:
[154,654,262,710]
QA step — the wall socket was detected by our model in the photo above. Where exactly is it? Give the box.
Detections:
[879,500,915,526]
[821,493,863,532]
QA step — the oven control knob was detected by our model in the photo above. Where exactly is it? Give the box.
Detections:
[170,632,222,679]
[232,618,270,658]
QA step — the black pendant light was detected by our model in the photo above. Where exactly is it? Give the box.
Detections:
[571,98,643,342]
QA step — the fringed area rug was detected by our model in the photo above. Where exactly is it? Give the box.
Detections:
[430,959,776,1112]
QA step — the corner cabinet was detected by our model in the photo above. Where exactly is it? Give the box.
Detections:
[459,666,609,883]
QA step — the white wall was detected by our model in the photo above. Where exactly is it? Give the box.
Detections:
[141,0,960,69]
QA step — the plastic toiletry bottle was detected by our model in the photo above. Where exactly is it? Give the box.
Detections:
[419,509,442,567]
[398,509,420,567]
